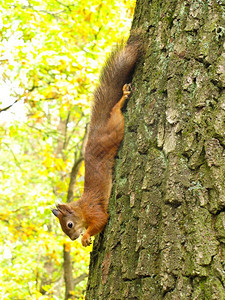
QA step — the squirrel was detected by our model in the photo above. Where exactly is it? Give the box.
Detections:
[52,33,143,246]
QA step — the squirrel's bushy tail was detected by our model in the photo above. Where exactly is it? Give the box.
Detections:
[90,32,143,128]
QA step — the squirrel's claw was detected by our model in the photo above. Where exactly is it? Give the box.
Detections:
[81,233,92,247]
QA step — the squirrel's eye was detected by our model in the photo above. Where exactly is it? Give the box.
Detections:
[67,222,73,229]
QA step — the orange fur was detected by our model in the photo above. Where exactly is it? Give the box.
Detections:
[52,36,143,246]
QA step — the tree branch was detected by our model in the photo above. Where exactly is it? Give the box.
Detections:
[11,4,67,20]
[67,126,88,202]
[0,99,19,113]
[3,143,23,171]
[74,273,88,286]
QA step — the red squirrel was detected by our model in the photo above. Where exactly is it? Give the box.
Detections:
[52,34,143,246]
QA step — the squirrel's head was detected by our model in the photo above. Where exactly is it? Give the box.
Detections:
[52,203,84,240]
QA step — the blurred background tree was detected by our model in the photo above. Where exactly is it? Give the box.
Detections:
[0,0,135,298]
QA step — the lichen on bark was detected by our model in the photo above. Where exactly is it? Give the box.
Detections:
[86,0,225,299]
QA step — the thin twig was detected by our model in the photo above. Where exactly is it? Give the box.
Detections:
[0,99,19,113]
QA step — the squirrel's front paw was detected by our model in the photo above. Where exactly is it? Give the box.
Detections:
[81,233,92,247]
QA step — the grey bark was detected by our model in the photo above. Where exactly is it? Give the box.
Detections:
[86,0,225,299]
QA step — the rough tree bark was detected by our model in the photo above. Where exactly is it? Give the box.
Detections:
[85,0,225,299]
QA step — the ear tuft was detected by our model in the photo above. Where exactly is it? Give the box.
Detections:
[57,203,72,214]
[52,208,60,217]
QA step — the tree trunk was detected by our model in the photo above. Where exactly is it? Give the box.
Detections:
[63,243,75,300]
[86,0,225,299]
[64,129,87,300]
[64,155,83,300]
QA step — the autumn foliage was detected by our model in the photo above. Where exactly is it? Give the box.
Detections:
[0,0,134,298]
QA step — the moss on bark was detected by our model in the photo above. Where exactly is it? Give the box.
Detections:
[86,0,225,299]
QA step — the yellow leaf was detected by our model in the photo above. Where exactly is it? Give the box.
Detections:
[69,290,75,296]
[65,242,71,252]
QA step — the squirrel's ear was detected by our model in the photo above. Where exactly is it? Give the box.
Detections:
[52,208,60,218]
[57,203,72,214]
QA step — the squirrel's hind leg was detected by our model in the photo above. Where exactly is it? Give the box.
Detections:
[104,84,131,145]
[109,83,131,124]
[117,84,131,110]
